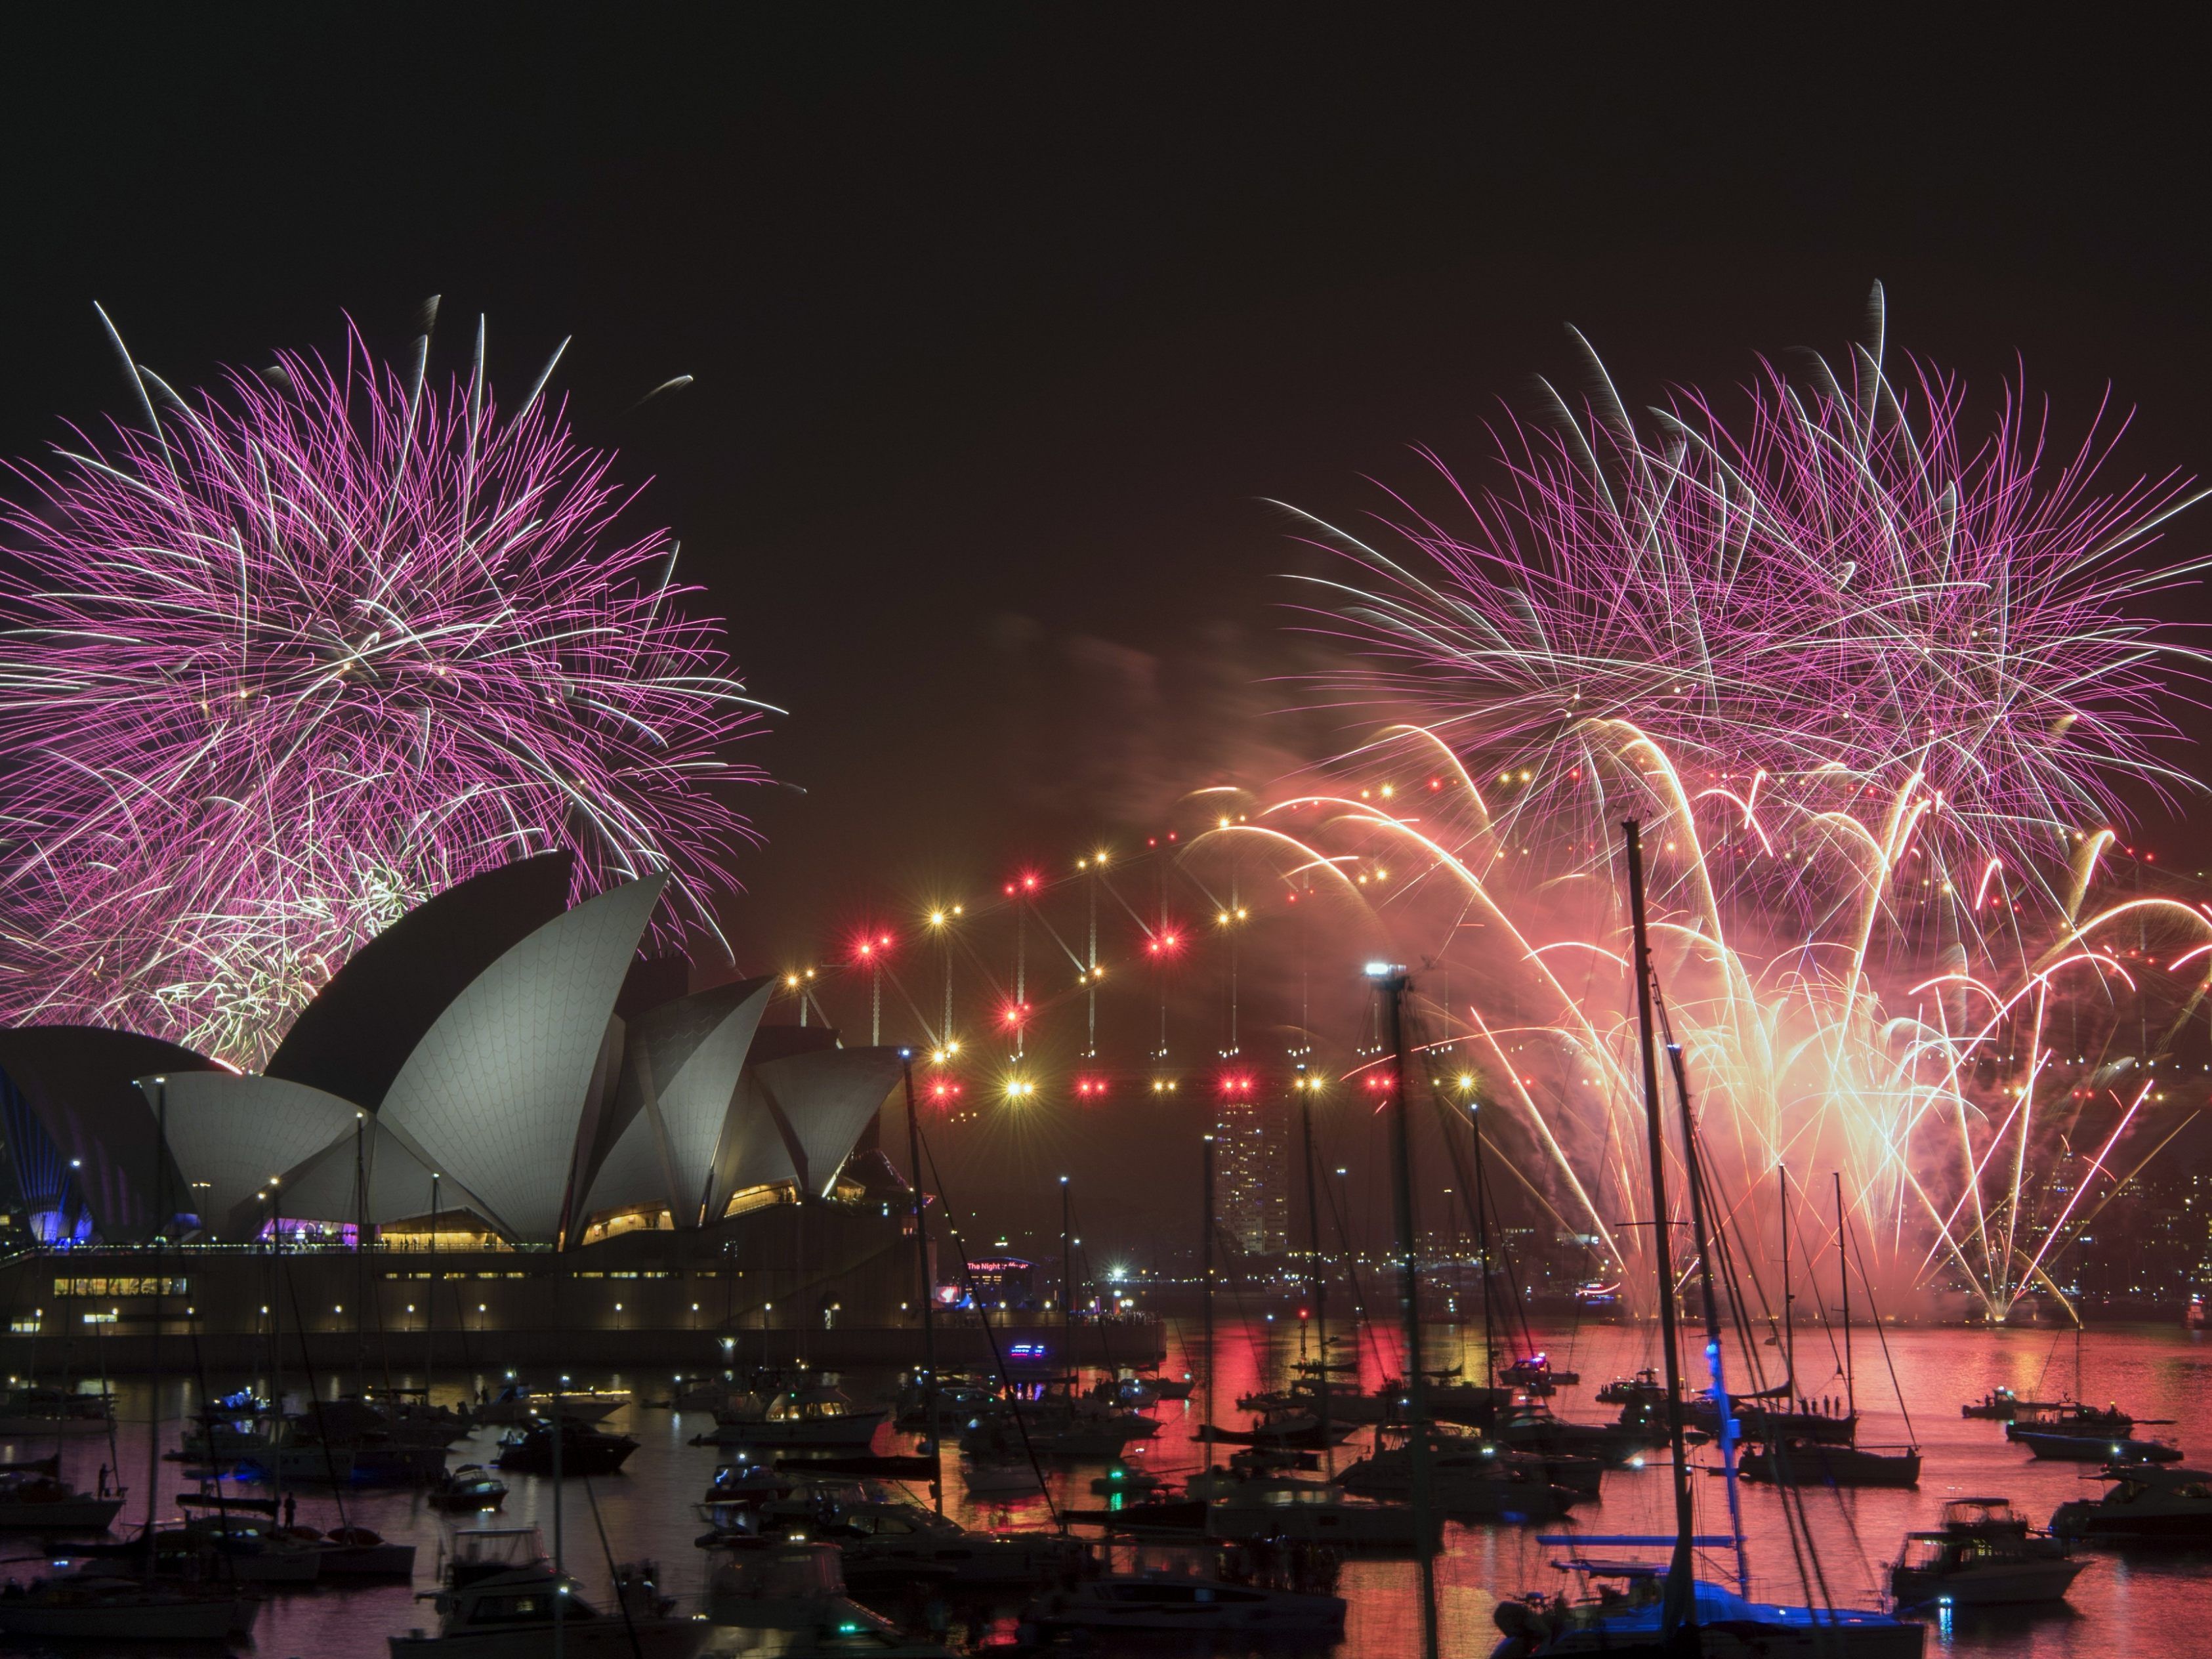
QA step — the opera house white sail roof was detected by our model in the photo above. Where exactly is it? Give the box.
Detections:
[0,860,900,1246]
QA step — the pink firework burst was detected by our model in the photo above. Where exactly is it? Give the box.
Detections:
[1289,293,2211,888]
[0,312,770,1065]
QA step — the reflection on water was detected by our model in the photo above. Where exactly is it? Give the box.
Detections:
[0,1321,2204,1656]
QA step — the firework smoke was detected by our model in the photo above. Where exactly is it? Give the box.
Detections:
[0,310,769,1066]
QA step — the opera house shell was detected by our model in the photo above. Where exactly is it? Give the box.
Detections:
[0,853,905,1251]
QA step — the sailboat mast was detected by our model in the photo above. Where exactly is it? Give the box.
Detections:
[1666,1035,1749,1597]
[900,1057,942,1513]
[1296,1065,1329,1455]
[1376,964,1440,1659]
[1837,1172,1854,1419]
[144,1078,167,1578]
[1623,821,1697,1631]
[1780,1164,1793,1388]
[1201,1132,1216,1478]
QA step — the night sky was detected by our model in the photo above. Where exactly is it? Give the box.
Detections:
[5,13,2208,1251]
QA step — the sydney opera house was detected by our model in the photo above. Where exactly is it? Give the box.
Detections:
[0,854,917,1370]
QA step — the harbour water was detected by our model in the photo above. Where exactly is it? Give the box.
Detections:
[2,1318,2205,1656]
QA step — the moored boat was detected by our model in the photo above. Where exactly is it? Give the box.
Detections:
[1742,1440,1921,1489]
[2013,1428,2181,1464]
[1890,1498,2084,1608]
[427,1464,509,1511]
[494,1417,638,1476]
[2051,1463,2212,1542]
[702,1387,887,1449]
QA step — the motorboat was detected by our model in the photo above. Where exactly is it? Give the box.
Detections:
[427,1463,509,1511]
[470,1383,627,1426]
[1890,1498,2085,1608]
[0,1574,260,1641]
[1595,1370,1665,1407]
[1490,1561,1923,1658]
[1019,1567,1345,1636]
[892,1374,1001,1429]
[1500,1353,1579,1393]
[2008,1400,2136,1435]
[0,1468,124,1530]
[1204,1476,1440,1549]
[2013,1428,2181,1464]
[388,1560,706,1657]
[1962,1387,2050,1421]
[703,1387,888,1449]
[2051,1463,2212,1542]
[706,1460,796,1505]
[1742,1440,1921,1488]
[495,1417,638,1476]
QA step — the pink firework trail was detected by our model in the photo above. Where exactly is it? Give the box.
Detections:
[0,311,770,1065]
[1287,287,2211,918]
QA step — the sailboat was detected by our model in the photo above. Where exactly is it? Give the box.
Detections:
[1742,1174,1919,1489]
[1488,822,1923,1659]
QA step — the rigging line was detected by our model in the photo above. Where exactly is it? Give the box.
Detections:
[1842,1202,1917,1448]
[913,1118,1058,1527]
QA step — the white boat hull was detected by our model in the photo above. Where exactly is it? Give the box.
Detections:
[1894,1557,2085,1607]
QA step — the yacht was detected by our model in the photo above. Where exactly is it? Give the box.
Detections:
[2013,1427,2181,1464]
[427,1464,509,1511]
[1961,1387,2047,1421]
[389,1561,706,1657]
[494,1416,638,1475]
[1019,1567,1345,1636]
[2051,1463,2212,1542]
[704,1387,888,1449]
[470,1383,627,1426]
[1890,1498,2085,1608]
